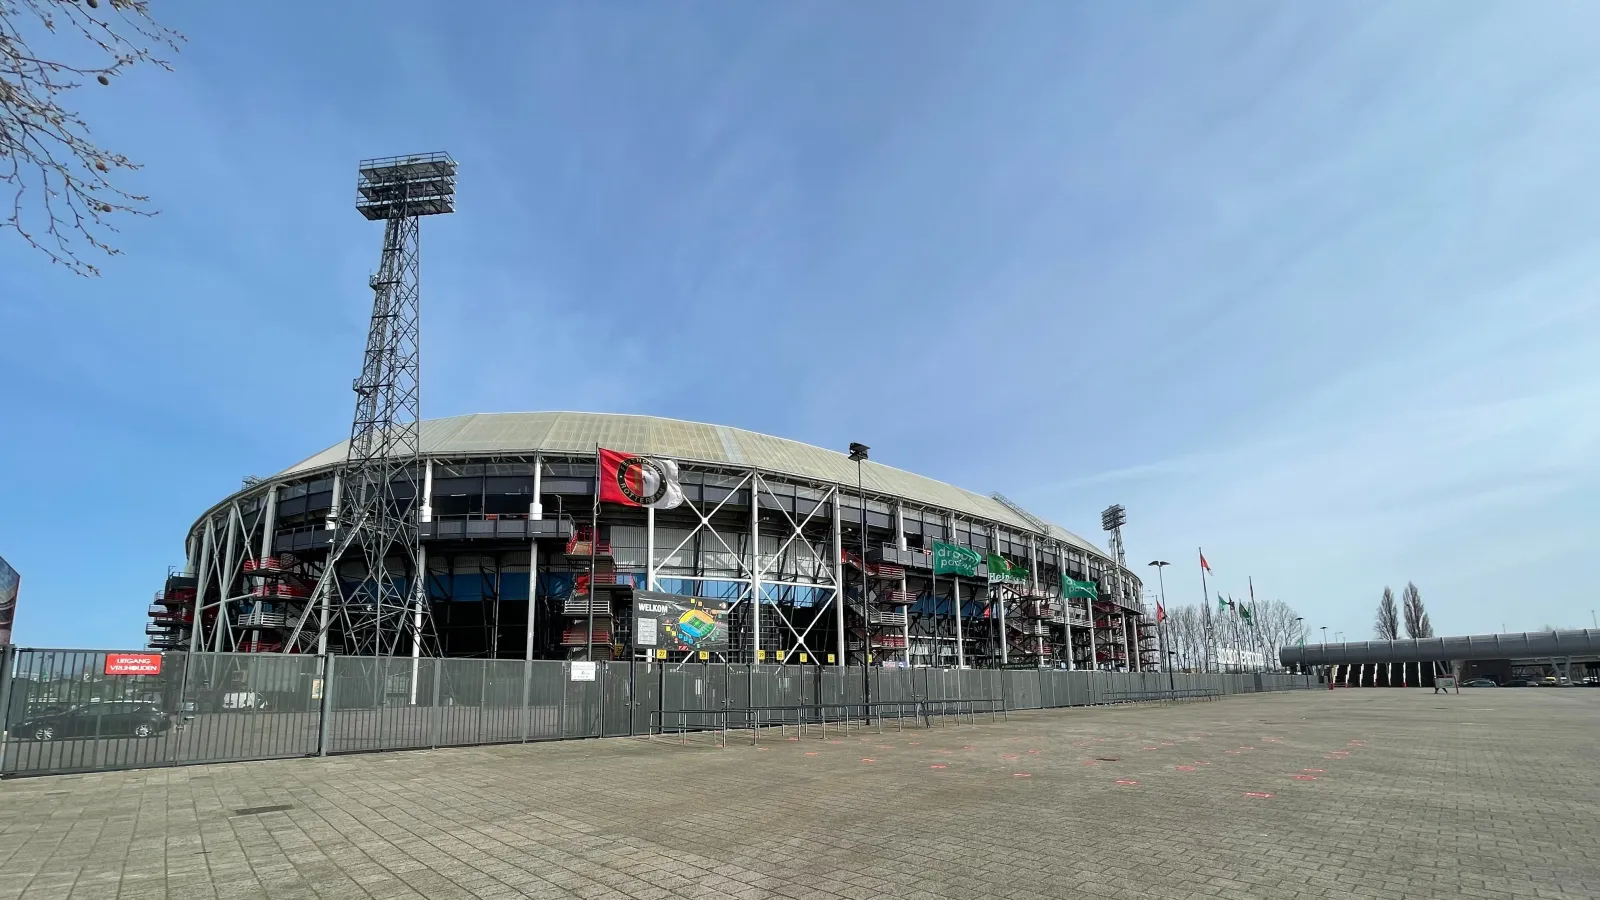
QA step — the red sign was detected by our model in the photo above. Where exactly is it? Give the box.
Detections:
[105,653,162,676]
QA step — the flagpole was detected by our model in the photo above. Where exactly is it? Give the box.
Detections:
[588,443,600,663]
[930,545,938,667]
[1198,548,1212,673]
[1249,576,1263,673]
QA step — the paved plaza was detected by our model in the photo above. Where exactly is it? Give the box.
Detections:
[0,689,1595,900]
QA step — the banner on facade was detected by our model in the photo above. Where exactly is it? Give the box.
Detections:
[632,590,729,653]
[932,541,981,576]
[598,448,685,509]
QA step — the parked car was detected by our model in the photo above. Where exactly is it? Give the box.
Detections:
[1460,678,1498,687]
[5,701,172,741]
[1501,678,1536,687]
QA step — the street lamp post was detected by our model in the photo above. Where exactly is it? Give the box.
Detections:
[848,442,871,712]
[1146,560,1170,676]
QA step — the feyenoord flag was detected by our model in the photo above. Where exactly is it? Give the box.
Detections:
[598,448,685,509]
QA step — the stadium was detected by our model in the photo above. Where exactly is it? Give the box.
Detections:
[147,412,1156,671]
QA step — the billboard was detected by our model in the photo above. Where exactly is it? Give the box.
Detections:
[631,590,729,653]
[0,554,17,646]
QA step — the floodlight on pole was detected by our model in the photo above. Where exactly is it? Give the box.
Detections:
[287,152,456,659]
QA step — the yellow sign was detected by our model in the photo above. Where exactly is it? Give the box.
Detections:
[827,653,836,664]
[799,653,809,663]
[756,650,766,661]
[655,649,667,660]
[698,650,709,660]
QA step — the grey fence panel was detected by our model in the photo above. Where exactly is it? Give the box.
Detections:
[523,660,564,741]
[563,661,604,739]
[1037,671,1057,708]
[630,662,660,735]
[1004,670,1042,710]
[820,667,853,709]
[433,658,485,747]
[174,653,323,766]
[2,645,1320,778]
[728,664,754,711]
[770,667,805,709]
[469,660,530,744]
[1072,671,1093,706]
[329,657,439,754]
[2,649,190,776]
[872,669,911,706]
[600,661,635,737]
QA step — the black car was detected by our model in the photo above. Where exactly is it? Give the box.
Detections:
[1460,678,1498,687]
[6,701,171,741]
[1500,678,1536,687]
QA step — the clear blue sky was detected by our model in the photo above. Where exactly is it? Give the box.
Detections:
[3,2,1597,648]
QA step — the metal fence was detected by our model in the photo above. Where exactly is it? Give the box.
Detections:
[0,644,1313,778]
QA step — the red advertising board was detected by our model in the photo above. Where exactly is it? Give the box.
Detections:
[104,653,163,676]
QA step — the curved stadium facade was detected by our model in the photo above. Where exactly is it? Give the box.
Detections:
[148,412,1154,670]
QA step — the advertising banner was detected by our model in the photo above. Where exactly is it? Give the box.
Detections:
[931,541,980,576]
[631,590,729,653]
[0,554,17,646]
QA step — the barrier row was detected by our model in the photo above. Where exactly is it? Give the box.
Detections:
[0,646,1312,777]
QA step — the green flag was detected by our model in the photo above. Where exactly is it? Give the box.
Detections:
[1061,576,1097,599]
[932,541,980,577]
[1239,603,1253,625]
[1217,594,1228,615]
[987,554,1026,584]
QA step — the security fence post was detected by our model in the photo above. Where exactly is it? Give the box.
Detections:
[0,644,14,775]
[316,654,335,757]
[431,659,444,748]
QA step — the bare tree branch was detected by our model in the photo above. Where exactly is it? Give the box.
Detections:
[1,0,183,276]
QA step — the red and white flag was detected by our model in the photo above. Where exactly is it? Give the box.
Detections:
[1156,601,1166,623]
[598,448,685,509]
[1200,551,1213,574]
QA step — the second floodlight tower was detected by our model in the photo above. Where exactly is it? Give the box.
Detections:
[299,153,456,658]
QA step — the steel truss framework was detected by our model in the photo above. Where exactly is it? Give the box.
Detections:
[295,153,455,658]
[162,452,1157,671]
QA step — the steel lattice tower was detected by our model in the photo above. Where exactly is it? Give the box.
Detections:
[293,153,456,657]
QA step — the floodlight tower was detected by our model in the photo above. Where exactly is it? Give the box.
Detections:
[299,153,456,657]
[1100,504,1127,568]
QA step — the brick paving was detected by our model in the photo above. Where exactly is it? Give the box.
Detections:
[0,689,1595,899]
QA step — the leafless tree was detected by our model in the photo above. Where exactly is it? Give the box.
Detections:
[2,0,182,275]
[1401,581,1432,638]
[1375,586,1400,640]
[1254,599,1305,671]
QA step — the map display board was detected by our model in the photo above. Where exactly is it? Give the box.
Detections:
[631,590,729,653]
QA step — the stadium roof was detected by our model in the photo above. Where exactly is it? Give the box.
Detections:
[279,412,1110,556]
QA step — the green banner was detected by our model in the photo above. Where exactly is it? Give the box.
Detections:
[1061,576,1097,599]
[987,554,1028,584]
[932,541,981,577]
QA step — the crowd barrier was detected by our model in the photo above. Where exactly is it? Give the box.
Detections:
[0,645,1313,777]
